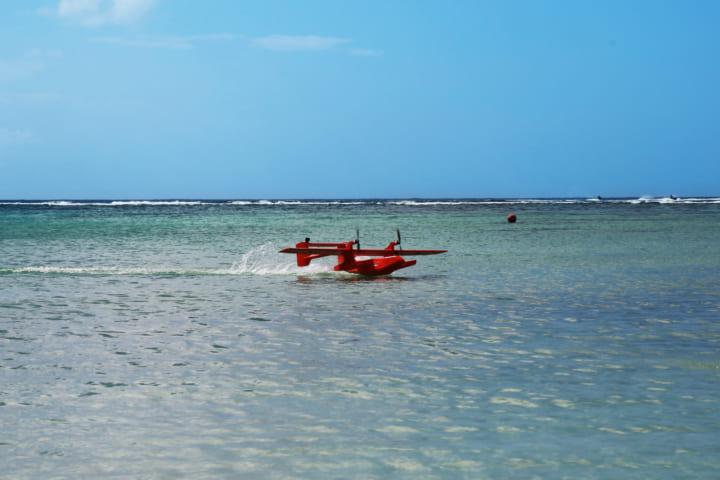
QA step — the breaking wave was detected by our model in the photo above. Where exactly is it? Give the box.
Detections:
[626,196,720,204]
[0,200,213,206]
[1,197,719,207]
[388,200,580,205]
[228,200,365,206]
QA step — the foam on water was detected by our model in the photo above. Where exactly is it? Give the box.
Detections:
[2,197,720,207]
[0,244,336,276]
[249,200,365,206]
[0,265,332,276]
[0,200,213,206]
[107,200,209,206]
[626,196,720,204]
[390,199,583,205]
[0,266,217,275]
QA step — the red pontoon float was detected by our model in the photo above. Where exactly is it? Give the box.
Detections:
[280,230,447,276]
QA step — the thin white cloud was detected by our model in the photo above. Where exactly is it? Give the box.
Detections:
[92,33,237,49]
[0,128,33,147]
[0,59,43,83]
[110,0,154,23]
[27,48,64,60]
[58,0,99,17]
[252,35,350,52]
[349,48,382,57]
[0,50,60,83]
[90,32,380,59]
[0,92,63,105]
[52,0,156,26]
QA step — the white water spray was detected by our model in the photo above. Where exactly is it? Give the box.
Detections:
[227,243,335,275]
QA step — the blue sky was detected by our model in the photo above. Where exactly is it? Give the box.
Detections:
[1,0,718,198]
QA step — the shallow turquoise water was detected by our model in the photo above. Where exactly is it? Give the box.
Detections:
[1,200,719,478]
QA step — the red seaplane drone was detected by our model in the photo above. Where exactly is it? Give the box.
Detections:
[280,229,447,276]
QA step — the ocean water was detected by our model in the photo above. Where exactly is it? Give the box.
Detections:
[1,198,719,479]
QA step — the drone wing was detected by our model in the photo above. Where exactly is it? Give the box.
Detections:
[354,249,446,256]
[279,247,446,256]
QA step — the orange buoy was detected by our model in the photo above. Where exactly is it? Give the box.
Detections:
[507,213,517,223]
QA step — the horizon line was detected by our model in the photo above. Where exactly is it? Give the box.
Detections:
[1,195,718,201]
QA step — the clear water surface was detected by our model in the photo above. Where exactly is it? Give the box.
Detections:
[1,198,719,479]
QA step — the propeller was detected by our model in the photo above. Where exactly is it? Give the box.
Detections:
[396,228,402,252]
[355,227,360,250]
